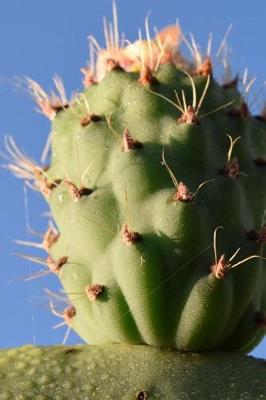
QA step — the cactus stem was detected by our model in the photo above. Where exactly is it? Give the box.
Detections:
[80,214,117,237]
[8,9,265,352]
[85,284,105,301]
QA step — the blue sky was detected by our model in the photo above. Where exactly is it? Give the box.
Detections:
[0,0,265,358]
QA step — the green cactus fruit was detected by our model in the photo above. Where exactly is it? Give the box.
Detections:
[7,16,265,352]
[1,344,265,399]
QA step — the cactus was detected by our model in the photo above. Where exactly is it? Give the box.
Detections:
[6,6,266,355]
[5,4,266,356]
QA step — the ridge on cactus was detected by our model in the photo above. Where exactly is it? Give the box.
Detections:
[5,3,266,353]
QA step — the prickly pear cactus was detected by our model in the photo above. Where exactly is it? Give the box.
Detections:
[6,11,266,353]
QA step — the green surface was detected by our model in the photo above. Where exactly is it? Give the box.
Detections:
[0,344,265,399]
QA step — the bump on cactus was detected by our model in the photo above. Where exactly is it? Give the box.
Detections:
[6,5,266,356]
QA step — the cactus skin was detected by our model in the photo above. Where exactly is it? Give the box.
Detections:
[0,344,265,399]
[8,25,266,352]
